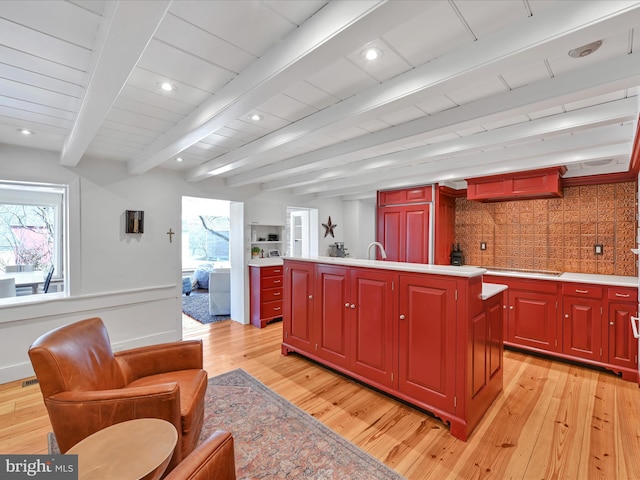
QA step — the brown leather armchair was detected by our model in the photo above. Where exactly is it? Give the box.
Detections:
[28,317,207,474]
[164,431,236,480]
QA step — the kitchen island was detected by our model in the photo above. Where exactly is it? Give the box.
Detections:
[281,256,506,441]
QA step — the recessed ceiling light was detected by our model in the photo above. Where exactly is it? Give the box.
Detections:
[362,47,383,61]
[18,128,33,135]
[568,40,602,58]
[584,159,612,167]
[250,113,262,121]
[157,82,177,92]
[176,157,183,162]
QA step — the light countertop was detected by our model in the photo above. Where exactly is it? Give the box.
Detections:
[484,269,637,287]
[248,258,284,267]
[283,255,486,278]
[481,283,508,300]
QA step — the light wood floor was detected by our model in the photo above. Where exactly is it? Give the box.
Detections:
[3,316,640,479]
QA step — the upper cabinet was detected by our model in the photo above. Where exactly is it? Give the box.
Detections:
[378,186,432,206]
[377,185,460,265]
[466,167,566,202]
[377,186,432,263]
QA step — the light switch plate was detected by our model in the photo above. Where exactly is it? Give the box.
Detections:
[594,244,603,255]
[480,242,487,251]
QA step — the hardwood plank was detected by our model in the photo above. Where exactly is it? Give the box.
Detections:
[2,317,640,480]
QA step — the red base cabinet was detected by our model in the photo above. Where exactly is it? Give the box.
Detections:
[348,268,395,387]
[606,286,638,381]
[484,275,638,382]
[282,261,315,353]
[398,274,457,413]
[249,265,284,328]
[562,284,603,363]
[282,259,503,441]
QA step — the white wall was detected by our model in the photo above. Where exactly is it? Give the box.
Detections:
[343,199,376,259]
[0,145,377,383]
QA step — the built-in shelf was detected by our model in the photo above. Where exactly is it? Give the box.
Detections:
[249,224,285,259]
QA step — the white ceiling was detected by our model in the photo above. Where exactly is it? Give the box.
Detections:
[1,0,639,200]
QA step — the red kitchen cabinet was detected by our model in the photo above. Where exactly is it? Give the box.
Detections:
[466,167,565,202]
[484,275,560,354]
[378,186,432,206]
[282,260,315,353]
[398,273,457,413]
[283,259,501,441]
[315,265,350,369]
[562,284,603,362]
[499,278,560,354]
[348,268,395,387]
[377,204,430,263]
[607,287,638,380]
[249,265,283,328]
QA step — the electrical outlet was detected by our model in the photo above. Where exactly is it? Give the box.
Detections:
[594,244,603,255]
[480,242,487,251]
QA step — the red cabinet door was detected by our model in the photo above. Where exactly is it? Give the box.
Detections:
[607,301,637,370]
[507,289,559,353]
[316,265,350,368]
[283,261,315,352]
[377,207,402,262]
[562,295,602,362]
[404,206,429,264]
[398,274,456,412]
[348,268,395,387]
[377,204,430,263]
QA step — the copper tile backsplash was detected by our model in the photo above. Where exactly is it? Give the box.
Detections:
[454,182,638,277]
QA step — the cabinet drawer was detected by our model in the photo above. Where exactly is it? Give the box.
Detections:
[262,276,283,288]
[608,287,637,302]
[262,300,283,318]
[261,287,283,302]
[260,266,283,278]
[562,284,602,299]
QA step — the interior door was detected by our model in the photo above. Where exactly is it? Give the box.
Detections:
[289,209,310,256]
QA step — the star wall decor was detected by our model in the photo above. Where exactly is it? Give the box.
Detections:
[322,216,337,238]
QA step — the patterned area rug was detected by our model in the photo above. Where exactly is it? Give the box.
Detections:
[182,291,230,324]
[203,369,404,479]
[49,369,404,480]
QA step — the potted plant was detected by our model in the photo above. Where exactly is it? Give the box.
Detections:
[251,246,261,259]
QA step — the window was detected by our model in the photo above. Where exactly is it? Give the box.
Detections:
[181,197,231,270]
[0,180,66,294]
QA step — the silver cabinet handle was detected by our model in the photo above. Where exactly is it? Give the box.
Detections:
[274,292,281,296]
[399,315,405,320]
[575,289,588,294]
[350,304,356,309]
[565,314,569,318]
[631,316,640,339]
[308,295,313,299]
[345,303,350,307]
[615,293,631,298]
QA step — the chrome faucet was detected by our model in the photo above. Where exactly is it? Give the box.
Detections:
[367,242,387,260]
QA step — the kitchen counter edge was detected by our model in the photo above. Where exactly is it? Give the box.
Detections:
[283,256,485,278]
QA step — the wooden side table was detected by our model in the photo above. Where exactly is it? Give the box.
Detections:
[67,418,178,480]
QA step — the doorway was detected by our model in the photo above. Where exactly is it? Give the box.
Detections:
[286,207,318,257]
[181,196,232,329]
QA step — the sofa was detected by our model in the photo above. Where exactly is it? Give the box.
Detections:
[209,268,230,316]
